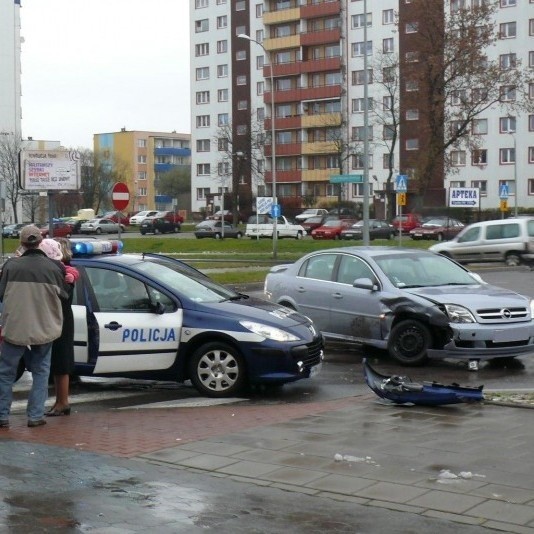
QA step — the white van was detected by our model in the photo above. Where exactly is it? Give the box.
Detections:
[430,217,534,266]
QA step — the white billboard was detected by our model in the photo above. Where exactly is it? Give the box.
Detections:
[19,149,81,191]
[449,187,480,208]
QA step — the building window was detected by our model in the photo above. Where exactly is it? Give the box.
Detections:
[218,113,229,126]
[383,38,394,53]
[451,151,466,166]
[256,3,263,17]
[257,81,264,95]
[352,126,373,141]
[236,25,246,36]
[196,115,210,127]
[529,147,534,163]
[406,138,419,150]
[276,104,292,118]
[196,67,209,80]
[405,80,419,92]
[236,50,246,61]
[237,100,248,110]
[406,109,419,120]
[217,40,227,53]
[382,67,395,82]
[405,51,419,62]
[218,138,229,151]
[236,75,247,85]
[472,118,488,134]
[405,21,418,33]
[352,155,373,171]
[195,43,209,56]
[217,64,228,77]
[256,29,264,43]
[137,139,146,148]
[197,163,210,175]
[500,22,517,39]
[256,55,264,69]
[500,116,516,133]
[352,41,372,57]
[530,19,534,36]
[501,0,516,6]
[137,171,147,180]
[530,51,534,68]
[500,148,515,164]
[500,53,516,69]
[217,89,228,102]
[217,15,227,29]
[257,107,265,121]
[383,9,394,24]
[236,0,245,10]
[196,139,210,152]
[472,149,487,165]
[197,188,210,200]
[351,13,372,28]
[500,85,516,102]
[237,125,247,135]
[451,90,468,105]
[353,182,373,196]
[352,98,373,113]
[383,153,394,169]
[196,90,210,104]
[195,19,209,32]
[352,70,373,85]
[137,155,147,163]
[383,125,395,140]
[471,180,487,196]
[325,72,342,85]
[195,0,208,7]
[383,95,393,110]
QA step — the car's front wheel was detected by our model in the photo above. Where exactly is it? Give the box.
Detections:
[96,228,102,234]
[505,253,521,267]
[188,342,246,397]
[295,231,304,240]
[388,319,430,366]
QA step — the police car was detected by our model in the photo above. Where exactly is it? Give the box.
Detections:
[35,240,324,398]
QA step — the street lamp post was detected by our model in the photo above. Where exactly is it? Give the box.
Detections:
[238,33,278,259]
[512,133,518,217]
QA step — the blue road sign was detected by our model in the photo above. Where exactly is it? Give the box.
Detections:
[395,175,408,193]
[271,204,281,218]
[499,183,509,200]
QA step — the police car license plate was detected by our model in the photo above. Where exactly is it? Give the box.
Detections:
[309,362,322,378]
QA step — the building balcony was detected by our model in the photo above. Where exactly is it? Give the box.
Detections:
[301,141,338,155]
[301,112,342,128]
[300,56,341,73]
[267,61,301,77]
[300,27,340,47]
[265,169,302,183]
[265,84,341,104]
[154,147,191,157]
[265,142,301,157]
[154,163,175,173]
[300,0,341,19]
[264,35,300,52]
[301,169,334,182]
[265,116,302,130]
[264,7,301,25]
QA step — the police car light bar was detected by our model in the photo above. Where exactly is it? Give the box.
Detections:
[71,240,123,256]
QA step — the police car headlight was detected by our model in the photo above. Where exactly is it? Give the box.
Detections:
[444,304,476,323]
[240,321,299,342]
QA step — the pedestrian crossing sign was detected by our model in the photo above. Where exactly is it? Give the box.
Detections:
[395,175,408,193]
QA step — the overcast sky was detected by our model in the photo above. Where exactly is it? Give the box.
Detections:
[20,0,191,149]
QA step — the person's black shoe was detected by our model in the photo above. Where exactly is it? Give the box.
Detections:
[27,419,46,428]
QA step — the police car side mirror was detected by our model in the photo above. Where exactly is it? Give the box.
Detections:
[151,301,165,315]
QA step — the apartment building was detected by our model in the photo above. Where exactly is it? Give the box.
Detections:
[94,129,191,215]
[190,0,534,218]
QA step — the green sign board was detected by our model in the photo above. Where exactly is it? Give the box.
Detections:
[329,174,364,184]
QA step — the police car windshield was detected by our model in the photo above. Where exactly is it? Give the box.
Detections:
[134,259,238,302]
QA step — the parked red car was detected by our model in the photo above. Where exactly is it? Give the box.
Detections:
[155,211,184,225]
[39,222,73,238]
[102,211,130,226]
[391,213,422,235]
[311,219,356,240]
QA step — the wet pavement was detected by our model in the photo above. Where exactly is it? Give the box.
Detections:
[1,389,533,533]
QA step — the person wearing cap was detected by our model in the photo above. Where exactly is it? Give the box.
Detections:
[0,225,69,428]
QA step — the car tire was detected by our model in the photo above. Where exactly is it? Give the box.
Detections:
[388,319,430,366]
[188,341,246,398]
[437,233,444,241]
[215,233,222,239]
[140,231,146,235]
[236,232,243,239]
[295,231,303,240]
[96,228,102,234]
[505,253,521,267]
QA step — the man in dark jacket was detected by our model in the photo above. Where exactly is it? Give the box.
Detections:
[0,225,69,428]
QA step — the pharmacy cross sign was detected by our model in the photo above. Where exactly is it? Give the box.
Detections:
[111,182,130,211]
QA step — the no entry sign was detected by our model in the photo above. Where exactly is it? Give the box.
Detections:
[112,182,130,211]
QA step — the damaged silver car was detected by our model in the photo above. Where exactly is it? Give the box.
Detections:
[264,247,534,366]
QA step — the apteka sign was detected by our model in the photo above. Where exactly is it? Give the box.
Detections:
[19,149,81,191]
[449,187,480,208]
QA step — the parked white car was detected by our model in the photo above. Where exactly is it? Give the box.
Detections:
[294,208,329,222]
[80,218,124,234]
[128,210,158,225]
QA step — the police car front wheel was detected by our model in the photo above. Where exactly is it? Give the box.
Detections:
[188,342,246,398]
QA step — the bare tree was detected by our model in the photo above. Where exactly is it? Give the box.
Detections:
[0,132,23,223]
[402,0,534,202]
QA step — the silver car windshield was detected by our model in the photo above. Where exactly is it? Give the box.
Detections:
[374,253,479,288]
[134,258,238,303]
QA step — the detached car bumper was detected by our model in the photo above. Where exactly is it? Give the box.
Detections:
[428,321,534,360]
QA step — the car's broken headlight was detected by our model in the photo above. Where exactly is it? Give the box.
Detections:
[240,321,299,342]
[444,304,476,323]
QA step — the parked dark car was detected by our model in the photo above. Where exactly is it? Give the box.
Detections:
[140,216,181,235]
[194,220,243,239]
[409,217,465,241]
[103,211,130,226]
[341,219,395,240]
[327,207,359,220]
[8,223,32,239]
[2,224,18,238]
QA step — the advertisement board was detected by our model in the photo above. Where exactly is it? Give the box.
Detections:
[19,149,81,191]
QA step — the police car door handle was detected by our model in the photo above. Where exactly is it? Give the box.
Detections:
[104,321,123,331]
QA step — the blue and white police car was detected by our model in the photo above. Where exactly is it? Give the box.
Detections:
[51,240,323,397]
